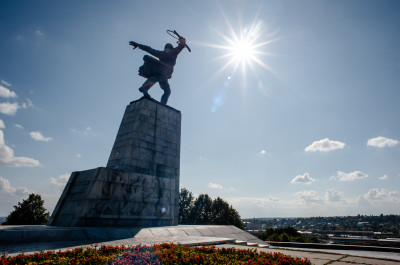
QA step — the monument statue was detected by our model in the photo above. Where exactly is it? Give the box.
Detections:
[48,31,187,228]
[129,30,189,105]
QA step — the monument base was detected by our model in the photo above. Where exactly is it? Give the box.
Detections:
[49,98,181,227]
[48,167,177,227]
[0,225,266,248]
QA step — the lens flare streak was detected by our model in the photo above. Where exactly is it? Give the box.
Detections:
[204,7,280,81]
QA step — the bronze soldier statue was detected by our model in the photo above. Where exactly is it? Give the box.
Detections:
[129,35,186,105]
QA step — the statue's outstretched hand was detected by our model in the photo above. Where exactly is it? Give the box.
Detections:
[129,41,138,49]
[178,37,186,43]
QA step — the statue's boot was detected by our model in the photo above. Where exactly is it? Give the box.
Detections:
[139,87,151,99]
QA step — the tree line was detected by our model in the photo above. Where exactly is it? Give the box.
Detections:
[3,190,244,229]
[179,188,243,229]
[257,226,317,243]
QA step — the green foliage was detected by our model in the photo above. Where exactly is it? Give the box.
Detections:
[190,194,213,224]
[258,226,315,243]
[178,188,194,224]
[178,189,244,229]
[212,197,243,229]
[2,193,50,225]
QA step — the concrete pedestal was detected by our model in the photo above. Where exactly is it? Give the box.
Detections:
[49,98,181,227]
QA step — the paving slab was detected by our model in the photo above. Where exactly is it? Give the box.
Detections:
[134,228,154,238]
[149,227,173,237]
[215,245,400,265]
[196,227,215,236]
[341,255,400,265]
[181,227,203,236]
[167,227,188,236]
[272,246,400,262]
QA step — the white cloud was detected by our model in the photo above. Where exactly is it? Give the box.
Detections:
[356,195,372,207]
[30,131,53,142]
[367,136,398,148]
[0,177,13,193]
[268,196,279,202]
[208,182,223,189]
[1,80,12,87]
[295,190,322,203]
[0,130,40,167]
[378,175,388,180]
[0,85,17,98]
[0,102,19,115]
[0,176,31,196]
[332,171,368,182]
[35,30,44,36]
[71,126,94,136]
[305,138,345,152]
[291,173,315,184]
[364,188,400,202]
[325,189,345,202]
[74,153,82,158]
[21,98,34,109]
[0,119,4,129]
[14,124,24,129]
[50,173,70,187]
[227,189,400,218]
[260,149,267,155]
[16,35,24,41]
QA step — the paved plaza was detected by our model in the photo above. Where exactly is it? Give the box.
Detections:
[1,225,399,264]
[217,245,400,265]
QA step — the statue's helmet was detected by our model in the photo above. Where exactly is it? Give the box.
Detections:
[164,43,173,50]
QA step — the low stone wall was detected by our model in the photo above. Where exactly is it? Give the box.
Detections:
[0,225,265,245]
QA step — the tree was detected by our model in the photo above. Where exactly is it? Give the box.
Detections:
[212,197,243,229]
[2,193,50,225]
[178,189,244,229]
[190,194,213,224]
[179,188,194,224]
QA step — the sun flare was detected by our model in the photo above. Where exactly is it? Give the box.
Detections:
[230,38,256,63]
[205,12,280,80]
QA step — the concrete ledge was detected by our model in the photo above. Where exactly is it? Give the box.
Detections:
[267,241,400,253]
[0,225,265,247]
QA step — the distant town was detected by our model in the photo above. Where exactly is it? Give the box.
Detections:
[243,214,400,247]
[2,214,400,247]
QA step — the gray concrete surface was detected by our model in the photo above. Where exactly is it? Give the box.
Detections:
[216,245,400,265]
[268,241,400,253]
[0,224,264,254]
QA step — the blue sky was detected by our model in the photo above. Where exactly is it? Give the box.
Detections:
[0,0,399,218]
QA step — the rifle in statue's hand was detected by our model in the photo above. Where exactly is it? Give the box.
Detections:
[166,30,191,52]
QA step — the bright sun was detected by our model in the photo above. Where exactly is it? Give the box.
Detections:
[208,15,279,78]
[230,39,256,63]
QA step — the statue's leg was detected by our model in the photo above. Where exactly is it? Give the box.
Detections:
[139,76,158,98]
[159,80,171,105]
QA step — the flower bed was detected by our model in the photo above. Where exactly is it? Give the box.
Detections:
[0,243,311,265]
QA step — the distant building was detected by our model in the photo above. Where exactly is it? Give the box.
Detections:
[357,222,369,227]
